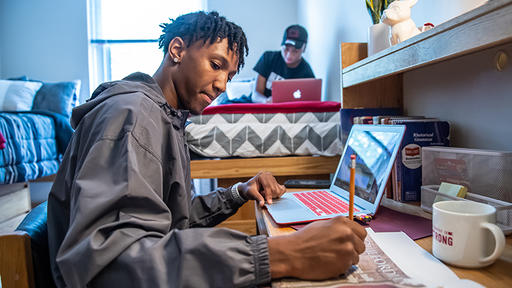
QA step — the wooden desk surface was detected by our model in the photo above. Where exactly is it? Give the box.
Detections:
[255,198,512,288]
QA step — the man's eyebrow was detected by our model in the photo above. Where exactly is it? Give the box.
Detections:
[211,53,228,64]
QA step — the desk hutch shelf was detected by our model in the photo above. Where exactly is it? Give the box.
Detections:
[339,0,512,111]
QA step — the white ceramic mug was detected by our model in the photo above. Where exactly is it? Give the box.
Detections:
[432,200,505,268]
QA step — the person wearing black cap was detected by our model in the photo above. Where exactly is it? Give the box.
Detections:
[252,24,315,103]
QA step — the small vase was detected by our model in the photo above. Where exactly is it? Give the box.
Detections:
[367,23,390,56]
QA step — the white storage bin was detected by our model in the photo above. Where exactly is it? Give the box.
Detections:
[422,146,512,203]
[421,185,512,235]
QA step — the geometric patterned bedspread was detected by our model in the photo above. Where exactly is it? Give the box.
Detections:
[186,102,343,158]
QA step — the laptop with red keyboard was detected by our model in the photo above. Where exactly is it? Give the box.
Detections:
[266,124,405,225]
[293,190,359,216]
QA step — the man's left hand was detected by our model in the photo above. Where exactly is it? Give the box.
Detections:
[238,171,286,207]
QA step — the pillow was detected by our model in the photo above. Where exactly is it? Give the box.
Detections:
[225,79,255,101]
[0,80,42,111]
[32,80,81,117]
[7,75,29,81]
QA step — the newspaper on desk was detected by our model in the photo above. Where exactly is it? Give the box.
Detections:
[272,229,483,288]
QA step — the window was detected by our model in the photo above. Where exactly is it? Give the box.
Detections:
[87,0,205,93]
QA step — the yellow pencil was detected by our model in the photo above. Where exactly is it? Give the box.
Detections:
[349,154,356,221]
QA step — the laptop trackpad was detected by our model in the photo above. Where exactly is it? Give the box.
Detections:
[268,196,305,212]
[266,194,319,224]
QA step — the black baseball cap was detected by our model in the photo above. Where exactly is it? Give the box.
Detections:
[281,25,308,49]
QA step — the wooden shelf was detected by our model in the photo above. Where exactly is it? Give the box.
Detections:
[342,0,512,88]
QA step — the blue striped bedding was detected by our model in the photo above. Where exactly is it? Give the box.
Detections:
[0,111,72,184]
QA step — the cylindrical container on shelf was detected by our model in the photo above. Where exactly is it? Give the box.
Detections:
[367,23,390,56]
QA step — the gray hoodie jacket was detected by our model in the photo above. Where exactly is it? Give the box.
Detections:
[47,73,271,288]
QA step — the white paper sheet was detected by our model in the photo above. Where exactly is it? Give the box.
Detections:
[368,228,484,288]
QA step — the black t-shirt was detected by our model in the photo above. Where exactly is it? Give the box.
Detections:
[253,51,315,97]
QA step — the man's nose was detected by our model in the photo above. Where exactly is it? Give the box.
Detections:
[213,73,228,95]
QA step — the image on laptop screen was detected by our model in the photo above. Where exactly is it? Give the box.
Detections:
[333,128,403,205]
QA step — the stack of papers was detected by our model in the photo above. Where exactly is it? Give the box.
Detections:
[272,229,483,288]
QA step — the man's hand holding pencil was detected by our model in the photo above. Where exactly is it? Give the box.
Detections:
[267,153,368,280]
[268,216,367,280]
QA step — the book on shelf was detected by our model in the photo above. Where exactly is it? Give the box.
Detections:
[379,116,426,125]
[391,119,450,202]
[352,115,374,124]
[348,114,425,202]
[343,113,450,202]
[340,107,401,145]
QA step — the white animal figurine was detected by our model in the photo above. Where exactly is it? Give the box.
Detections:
[382,0,421,45]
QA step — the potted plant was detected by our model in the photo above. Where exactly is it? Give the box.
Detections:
[366,0,396,24]
[366,0,396,55]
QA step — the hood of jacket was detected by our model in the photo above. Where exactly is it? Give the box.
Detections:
[71,72,168,129]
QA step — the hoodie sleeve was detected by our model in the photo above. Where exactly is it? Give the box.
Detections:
[55,131,270,288]
[188,185,247,228]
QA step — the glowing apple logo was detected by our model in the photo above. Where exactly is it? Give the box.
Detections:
[293,89,302,99]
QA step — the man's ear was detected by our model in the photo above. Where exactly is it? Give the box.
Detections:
[168,37,186,63]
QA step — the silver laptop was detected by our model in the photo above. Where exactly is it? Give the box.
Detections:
[266,124,406,225]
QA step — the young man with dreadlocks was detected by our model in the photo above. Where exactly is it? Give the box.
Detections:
[47,11,366,287]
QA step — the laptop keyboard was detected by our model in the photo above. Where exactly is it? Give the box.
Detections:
[293,190,359,216]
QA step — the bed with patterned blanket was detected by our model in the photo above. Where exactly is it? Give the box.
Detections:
[186,101,343,158]
[0,111,73,184]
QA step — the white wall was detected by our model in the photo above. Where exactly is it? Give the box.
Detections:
[411,0,488,27]
[0,0,89,102]
[0,28,2,76]
[298,0,507,150]
[0,44,2,76]
[296,0,488,102]
[0,0,491,108]
[207,0,298,80]
[404,0,510,151]
[0,0,296,102]
[298,0,370,101]
[404,42,512,150]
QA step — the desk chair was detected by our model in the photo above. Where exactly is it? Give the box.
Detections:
[0,201,56,288]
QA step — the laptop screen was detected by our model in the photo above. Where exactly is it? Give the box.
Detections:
[331,125,405,210]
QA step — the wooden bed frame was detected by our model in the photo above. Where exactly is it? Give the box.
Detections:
[191,155,340,183]
[191,155,340,234]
